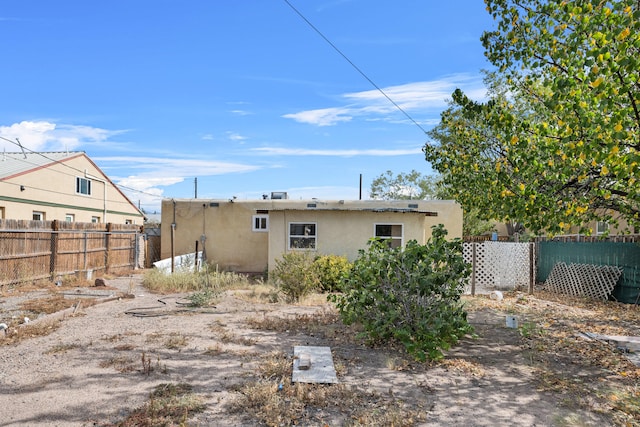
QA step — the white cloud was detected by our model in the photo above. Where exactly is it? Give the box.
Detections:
[96,156,263,212]
[0,120,122,152]
[283,74,486,126]
[226,132,247,142]
[95,156,261,179]
[250,147,423,157]
[229,109,252,116]
[283,107,353,127]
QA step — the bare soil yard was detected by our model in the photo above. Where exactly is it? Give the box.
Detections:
[1,272,639,426]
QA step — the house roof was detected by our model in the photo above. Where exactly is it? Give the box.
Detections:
[0,151,84,180]
[0,150,144,218]
[170,198,455,215]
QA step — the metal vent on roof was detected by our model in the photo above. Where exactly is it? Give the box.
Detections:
[271,192,288,199]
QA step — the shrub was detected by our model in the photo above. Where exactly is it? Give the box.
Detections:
[330,224,472,361]
[312,255,353,292]
[271,251,320,302]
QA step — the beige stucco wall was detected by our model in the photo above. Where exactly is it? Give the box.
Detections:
[0,154,143,224]
[161,198,463,274]
[160,199,269,273]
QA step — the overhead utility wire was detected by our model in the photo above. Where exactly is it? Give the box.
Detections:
[283,0,428,134]
[0,135,163,201]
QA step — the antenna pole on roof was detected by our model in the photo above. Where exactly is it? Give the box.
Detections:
[16,138,27,159]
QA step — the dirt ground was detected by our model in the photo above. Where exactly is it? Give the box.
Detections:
[0,272,638,426]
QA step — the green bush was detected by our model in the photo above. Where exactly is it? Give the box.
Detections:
[330,224,472,361]
[312,255,353,292]
[271,251,320,302]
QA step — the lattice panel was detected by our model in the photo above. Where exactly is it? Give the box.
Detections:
[544,262,623,301]
[463,242,532,294]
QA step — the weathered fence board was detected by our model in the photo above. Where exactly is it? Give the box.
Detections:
[0,220,142,287]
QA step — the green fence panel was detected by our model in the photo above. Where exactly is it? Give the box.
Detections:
[537,241,640,304]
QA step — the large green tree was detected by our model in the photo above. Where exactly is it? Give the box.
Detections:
[424,0,640,235]
[369,169,440,200]
[370,170,495,236]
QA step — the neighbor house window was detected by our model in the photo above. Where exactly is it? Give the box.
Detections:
[289,222,316,249]
[65,214,75,222]
[125,219,133,225]
[76,177,92,195]
[0,207,4,219]
[375,224,403,248]
[91,216,100,223]
[596,221,609,235]
[252,214,269,232]
[33,211,45,221]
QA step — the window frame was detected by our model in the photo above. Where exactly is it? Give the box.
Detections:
[76,176,92,196]
[596,221,609,235]
[374,223,404,248]
[33,211,45,221]
[91,216,101,223]
[65,213,75,222]
[252,214,269,232]
[288,222,317,250]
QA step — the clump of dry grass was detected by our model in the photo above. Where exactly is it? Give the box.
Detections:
[163,333,189,350]
[44,343,80,354]
[0,321,61,346]
[209,320,257,346]
[109,383,205,427]
[20,294,96,315]
[99,355,138,373]
[227,350,426,426]
[142,265,251,294]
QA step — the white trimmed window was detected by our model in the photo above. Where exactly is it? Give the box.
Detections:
[596,221,609,235]
[91,216,101,223]
[65,214,75,222]
[252,214,269,232]
[289,222,316,249]
[375,223,403,248]
[76,177,92,195]
[33,211,45,221]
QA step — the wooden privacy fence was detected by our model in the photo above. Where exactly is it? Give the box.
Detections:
[0,219,143,286]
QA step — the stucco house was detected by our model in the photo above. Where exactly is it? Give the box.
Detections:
[161,197,463,274]
[0,151,144,224]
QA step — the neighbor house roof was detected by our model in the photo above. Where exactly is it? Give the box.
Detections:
[0,151,84,179]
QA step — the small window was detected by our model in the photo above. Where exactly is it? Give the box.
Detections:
[91,216,101,223]
[289,222,316,249]
[252,214,268,232]
[125,219,133,225]
[65,214,75,222]
[596,221,609,235]
[0,206,4,219]
[76,177,92,195]
[375,224,403,248]
[33,211,45,221]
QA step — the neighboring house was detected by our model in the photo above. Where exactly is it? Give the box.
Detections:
[0,151,144,224]
[160,197,463,274]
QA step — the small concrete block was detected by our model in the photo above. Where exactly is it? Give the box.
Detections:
[298,353,311,370]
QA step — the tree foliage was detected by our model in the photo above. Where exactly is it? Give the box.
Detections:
[425,0,640,235]
[369,170,441,200]
[330,225,472,361]
[372,169,496,236]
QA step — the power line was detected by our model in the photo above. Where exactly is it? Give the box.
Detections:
[283,0,428,134]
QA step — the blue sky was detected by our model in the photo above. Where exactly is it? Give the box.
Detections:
[0,1,494,213]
